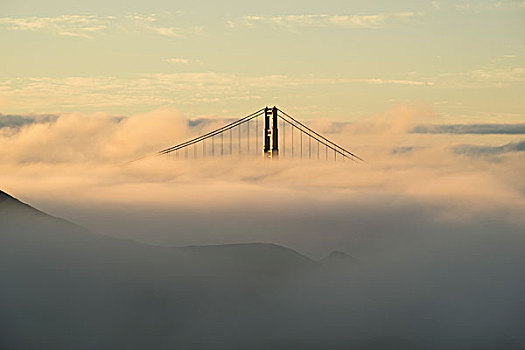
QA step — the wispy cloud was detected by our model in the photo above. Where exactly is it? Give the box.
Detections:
[0,74,434,112]
[0,13,202,40]
[412,123,525,135]
[454,0,525,12]
[149,26,183,38]
[166,58,190,64]
[439,64,525,88]
[233,12,422,29]
[124,12,203,39]
[0,15,114,39]
[0,113,59,132]
[470,67,525,83]
[453,140,525,158]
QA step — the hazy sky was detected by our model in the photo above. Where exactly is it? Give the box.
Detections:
[1,0,524,120]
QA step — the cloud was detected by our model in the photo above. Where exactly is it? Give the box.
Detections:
[0,113,58,131]
[439,64,525,88]
[124,12,202,39]
[453,140,525,158]
[0,13,201,40]
[148,26,183,38]
[0,108,191,164]
[0,74,434,113]
[454,0,524,12]
[234,12,422,30]
[0,15,113,39]
[412,123,525,134]
[471,67,525,83]
[166,58,190,64]
[0,103,523,267]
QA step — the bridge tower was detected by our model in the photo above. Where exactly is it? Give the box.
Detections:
[264,107,271,155]
[264,106,278,158]
[272,106,278,158]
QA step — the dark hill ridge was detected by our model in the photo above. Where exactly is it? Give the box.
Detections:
[1,189,325,349]
[0,189,318,280]
[0,189,336,272]
[0,189,40,211]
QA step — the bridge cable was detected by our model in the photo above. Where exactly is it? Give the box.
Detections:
[278,109,364,162]
[278,114,355,161]
[158,110,264,156]
[157,108,264,156]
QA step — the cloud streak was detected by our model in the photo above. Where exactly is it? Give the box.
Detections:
[235,12,422,29]
[0,13,201,40]
[453,140,525,158]
[0,15,114,39]
[0,113,58,131]
[412,123,525,134]
[0,74,434,113]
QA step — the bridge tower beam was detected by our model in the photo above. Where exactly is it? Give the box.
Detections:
[272,106,278,158]
[264,107,271,156]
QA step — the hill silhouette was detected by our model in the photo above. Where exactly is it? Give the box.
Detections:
[0,189,322,349]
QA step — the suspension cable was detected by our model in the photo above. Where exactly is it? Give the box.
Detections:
[279,114,355,161]
[158,108,264,156]
[277,109,364,162]
[158,110,264,156]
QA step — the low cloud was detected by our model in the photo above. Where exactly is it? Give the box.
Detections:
[0,113,58,131]
[0,105,523,248]
[454,140,525,158]
[412,123,525,134]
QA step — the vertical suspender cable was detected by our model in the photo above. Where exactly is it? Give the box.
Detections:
[300,132,303,159]
[238,124,241,156]
[291,124,294,159]
[282,119,285,158]
[309,132,311,160]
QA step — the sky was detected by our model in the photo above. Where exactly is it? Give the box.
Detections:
[0,0,524,258]
[0,0,524,120]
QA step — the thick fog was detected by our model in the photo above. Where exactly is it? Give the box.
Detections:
[1,105,523,256]
[1,105,524,348]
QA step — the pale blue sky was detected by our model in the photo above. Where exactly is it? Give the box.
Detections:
[1,0,523,120]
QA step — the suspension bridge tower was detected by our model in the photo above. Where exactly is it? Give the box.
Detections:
[264,106,278,158]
